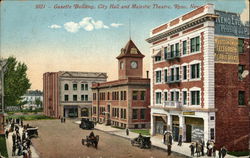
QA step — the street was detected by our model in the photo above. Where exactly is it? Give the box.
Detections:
[25,119,183,158]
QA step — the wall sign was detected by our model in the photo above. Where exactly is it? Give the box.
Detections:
[215,10,250,38]
[215,36,239,64]
[183,111,195,115]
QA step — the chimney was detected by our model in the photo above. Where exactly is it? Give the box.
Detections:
[146,71,149,79]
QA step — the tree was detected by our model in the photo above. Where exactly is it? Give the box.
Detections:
[35,97,42,107]
[4,56,31,107]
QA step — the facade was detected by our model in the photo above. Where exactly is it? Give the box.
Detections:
[147,4,250,151]
[43,71,107,118]
[21,90,43,109]
[92,40,151,129]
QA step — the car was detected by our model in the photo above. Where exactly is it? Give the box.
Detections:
[79,118,95,130]
[26,127,38,138]
[131,135,151,149]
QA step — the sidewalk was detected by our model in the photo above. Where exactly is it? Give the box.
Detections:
[75,121,246,158]
[5,125,39,158]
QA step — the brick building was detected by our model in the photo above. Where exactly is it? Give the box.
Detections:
[92,40,151,129]
[146,4,250,151]
[43,71,107,119]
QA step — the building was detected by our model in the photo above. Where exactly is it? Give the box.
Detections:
[92,40,151,129]
[146,4,250,151]
[43,71,107,119]
[21,90,43,109]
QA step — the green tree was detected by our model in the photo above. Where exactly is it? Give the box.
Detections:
[4,56,31,107]
[35,97,42,107]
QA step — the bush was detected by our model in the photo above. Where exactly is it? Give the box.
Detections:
[0,135,8,158]
[228,151,250,157]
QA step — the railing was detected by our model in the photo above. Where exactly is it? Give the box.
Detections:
[164,51,180,60]
[166,75,181,84]
[164,101,182,108]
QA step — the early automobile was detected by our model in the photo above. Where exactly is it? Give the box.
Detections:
[131,135,151,149]
[82,134,99,149]
[79,118,95,130]
[26,127,39,138]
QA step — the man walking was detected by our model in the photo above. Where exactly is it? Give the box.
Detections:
[126,128,129,136]
[178,135,182,146]
[167,144,172,156]
[221,146,227,158]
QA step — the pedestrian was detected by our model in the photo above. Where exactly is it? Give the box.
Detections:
[167,144,172,156]
[5,129,9,138]
[206,140,210,155]
[21,119,23,127]
[12,132,16,144]
[12,143,16,156]
[169,133,173,145]
[212,143,216,158]
[178,135,182,146]
[126,128,129,136]
[201,139,205,156]
[190,143,195,156]
[63,117,66,123]
[163,133,166,144]
[221,146,227,158]
[196,143,201,157]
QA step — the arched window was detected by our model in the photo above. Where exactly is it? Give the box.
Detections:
[64,84,69,90]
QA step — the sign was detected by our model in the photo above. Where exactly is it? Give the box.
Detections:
[215,10,250,38]
[215,36,239,64]
[183,111,195,115]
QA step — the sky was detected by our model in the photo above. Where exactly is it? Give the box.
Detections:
[0,0,249,90]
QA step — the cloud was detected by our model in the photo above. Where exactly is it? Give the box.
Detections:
[240,0,249,24]
[48,24,61,29]
[64,22,80,33]
[110,23,124,28]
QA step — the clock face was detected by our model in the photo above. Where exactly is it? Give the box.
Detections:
[131,61,138,69]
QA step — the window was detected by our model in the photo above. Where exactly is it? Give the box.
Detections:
[81,95,85,101]
[141,91,145,100]
[85,95,88,101]
[140,109,146,120]
[175,91,179,101]
[238,39,244,53]
[210,116,214,120]
[121,109,126,119]
[210,128,215,140]
[81,84,85,90]
[183,91,187,105]
[93,107,96,114]
[164,69,168,82]
[190,36,200,53]
[171,68,174,81]
[132,109,138,119]
[176,67,180,80]
[64,84,69,90]
[156,92,162,104]
[164,92,168,101]
[183,66,187,80]
[191,91,200,105]
[238,91,245,105]
[120,91,123,100]
[133,91,138,100]
[238,65,245,80]
[85,84,88,91]
[73,84,77,90]
[183,40,187,55]
[73,95,77,101]
[64,95,68,101]
[170,45,174,57]
[120,61,124,69]
[124,91,127,100]
[107,92,110,100]
[175,43,179,56]
[171,92,174,101]
[155,56,161,62]
[156,71,161,83]
[93,93,96,100]
[164,47,168,59]
[191,63,200,79]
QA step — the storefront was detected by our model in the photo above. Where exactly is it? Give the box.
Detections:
[80,107,90,117]
[172,115,179,141]
[185,117,204,142]
[64,105,78,118]
[154,115,167,135]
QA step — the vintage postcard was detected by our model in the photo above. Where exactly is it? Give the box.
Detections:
[0,0,249,158]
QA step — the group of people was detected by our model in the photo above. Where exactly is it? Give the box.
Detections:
[189,140,228,158]
[60,116,66,123]
[5,119,32,158]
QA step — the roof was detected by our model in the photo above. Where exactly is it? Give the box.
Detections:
[59,71,108,78]
[24,90,43,96]
[116,39,145,59]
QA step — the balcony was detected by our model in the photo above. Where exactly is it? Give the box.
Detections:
[166,75,181,84]
[165,51,180,60]
[164,101,182,108]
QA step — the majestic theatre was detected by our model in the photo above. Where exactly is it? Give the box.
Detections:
[146,4,249,151]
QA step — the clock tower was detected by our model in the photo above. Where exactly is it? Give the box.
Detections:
[116,40,145,79]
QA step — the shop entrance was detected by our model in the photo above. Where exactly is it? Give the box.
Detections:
[185,117,204,142]
[172,115,179,141]
[64,106,78,118]
[155,116,167,135]
[186,124,192,142]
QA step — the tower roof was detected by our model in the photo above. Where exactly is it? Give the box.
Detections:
[116,40,145,59]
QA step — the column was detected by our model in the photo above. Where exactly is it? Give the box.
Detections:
[167,114,172,131]
[203,117,209,142]
[151,114,155,135]
[179,115,186,141]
